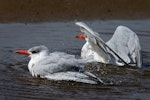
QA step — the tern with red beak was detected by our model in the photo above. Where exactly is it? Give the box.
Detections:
[76,22,142,68]
[15,45,103,84]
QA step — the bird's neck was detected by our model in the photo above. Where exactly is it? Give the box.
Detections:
[28,51,49,76]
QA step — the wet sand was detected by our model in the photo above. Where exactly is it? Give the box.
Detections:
[0,0,150,22]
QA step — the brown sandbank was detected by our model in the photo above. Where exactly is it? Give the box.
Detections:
[0,0,150,23]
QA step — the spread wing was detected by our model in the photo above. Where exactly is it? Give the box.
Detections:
[76,22,142,68]
[75,22,111,63]
[32,52,102,84]
[45,71,103,84]
[106,26,142,68]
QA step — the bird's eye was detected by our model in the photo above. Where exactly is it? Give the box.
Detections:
[80,27,84,30]
[31,50,39,54]
[84,34,87,38]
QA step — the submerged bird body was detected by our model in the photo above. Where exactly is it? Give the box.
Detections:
[76,22,142,68]
[16,45,103,84]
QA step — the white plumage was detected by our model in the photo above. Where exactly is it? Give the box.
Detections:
[76,22,142,68]
[16,45,103,84]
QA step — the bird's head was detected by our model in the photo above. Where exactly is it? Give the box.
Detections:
[76,34,86,40]
[15,45,49,58]
[75,22,92,41]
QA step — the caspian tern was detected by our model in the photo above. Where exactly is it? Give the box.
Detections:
[76,22,142,68]
[15,45,103,84]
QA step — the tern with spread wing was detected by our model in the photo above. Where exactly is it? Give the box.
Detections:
[76,22,142,68]
[15,45,103,84]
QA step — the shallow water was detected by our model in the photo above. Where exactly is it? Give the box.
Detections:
[0,20,150,100]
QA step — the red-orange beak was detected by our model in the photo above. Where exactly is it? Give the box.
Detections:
[15,50,30,56]
[76,34,85,40]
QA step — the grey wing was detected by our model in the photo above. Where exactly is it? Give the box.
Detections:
[106,26,142,68]
[76,22,106,48]
[45,71,103,84]
[33,52,83,77]
[76,22,111,62]
[32,52,103,84]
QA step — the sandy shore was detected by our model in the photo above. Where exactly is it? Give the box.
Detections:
[0,0,150,22]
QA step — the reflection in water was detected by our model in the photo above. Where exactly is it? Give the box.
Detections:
[0,20,150,99]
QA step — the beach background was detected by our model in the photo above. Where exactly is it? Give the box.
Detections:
[0,0,150,22]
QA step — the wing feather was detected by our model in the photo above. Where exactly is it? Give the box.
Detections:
[106,26,142,67]
[76,22,111,63]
